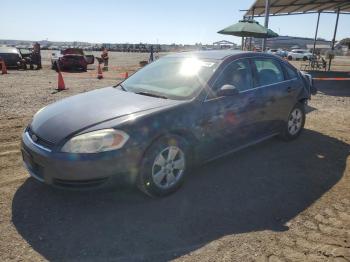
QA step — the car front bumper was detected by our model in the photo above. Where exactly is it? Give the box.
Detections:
[21,131,142,189]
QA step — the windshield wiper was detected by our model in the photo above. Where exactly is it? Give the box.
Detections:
[135,91,168,99]
[113,83,128,91]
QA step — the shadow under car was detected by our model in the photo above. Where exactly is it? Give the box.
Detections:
[12,129,348,261]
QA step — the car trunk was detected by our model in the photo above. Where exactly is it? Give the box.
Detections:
[0,53,21,67]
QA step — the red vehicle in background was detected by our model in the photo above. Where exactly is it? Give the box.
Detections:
[51,48,94,72]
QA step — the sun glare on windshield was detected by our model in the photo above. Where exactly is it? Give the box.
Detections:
[179,57,204,77]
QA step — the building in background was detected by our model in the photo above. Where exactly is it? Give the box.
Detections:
[213,40,238,50]
[251,35,331,50]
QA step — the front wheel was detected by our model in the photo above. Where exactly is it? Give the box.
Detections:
[137,135,188,197]
[279,103,305,141]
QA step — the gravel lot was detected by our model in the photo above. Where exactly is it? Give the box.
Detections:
[0,51,349,261]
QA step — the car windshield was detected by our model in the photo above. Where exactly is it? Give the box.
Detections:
[121,56,219,100]
[19,49,31,55]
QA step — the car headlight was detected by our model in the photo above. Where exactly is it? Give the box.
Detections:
[61,129,129,153]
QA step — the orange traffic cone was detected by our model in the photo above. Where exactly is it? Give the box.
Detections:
[1,60,7,74]
[57,71,66,91]
[97,64,103,79]
[125,72,128,79]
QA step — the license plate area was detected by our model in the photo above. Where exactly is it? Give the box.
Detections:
[21,149,45,180]
[22,149,34,169]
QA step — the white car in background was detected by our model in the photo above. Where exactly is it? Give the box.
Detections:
[287,49,313,61]
[267,49,288,58]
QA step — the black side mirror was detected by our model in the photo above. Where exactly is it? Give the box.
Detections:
[217,84,239,96]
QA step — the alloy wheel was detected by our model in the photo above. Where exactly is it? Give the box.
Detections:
[288,108,303,135]
[152,146,185,189]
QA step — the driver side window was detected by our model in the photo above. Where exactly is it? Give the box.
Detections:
[214,59,253,92]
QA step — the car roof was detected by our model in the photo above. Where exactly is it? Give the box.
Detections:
[165,50,251,60]
[0,46,19,53]
[165,50,287,63]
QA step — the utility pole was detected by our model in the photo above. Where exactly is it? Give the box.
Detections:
[262,0,270,52]
[312,12,321,58]
[328,8,340,71]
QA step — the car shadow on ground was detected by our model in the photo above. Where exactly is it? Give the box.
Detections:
[12,129,348,261]
[314,80,350,97]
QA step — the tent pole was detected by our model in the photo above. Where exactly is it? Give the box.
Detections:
[312,12,321,58]
[328,8,340,71]
[262,0,270,52]
[242,15,246,51]
[249,8,255,51]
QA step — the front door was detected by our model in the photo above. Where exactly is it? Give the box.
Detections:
[197,58,263,161]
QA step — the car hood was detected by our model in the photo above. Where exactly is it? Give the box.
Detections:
[30,87,182,144]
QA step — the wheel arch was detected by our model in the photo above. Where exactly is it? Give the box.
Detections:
[140,129,198,168]
[298,97,308,104]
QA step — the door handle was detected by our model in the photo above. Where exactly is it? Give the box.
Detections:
[287,86,293,93]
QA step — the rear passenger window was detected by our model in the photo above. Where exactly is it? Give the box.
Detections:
[253,59,284,86]
[285,65,298,79]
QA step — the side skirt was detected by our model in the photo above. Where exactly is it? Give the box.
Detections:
[202,133,280,164]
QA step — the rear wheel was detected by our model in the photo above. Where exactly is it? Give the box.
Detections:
[288,56,293,61]
[137,135,188,197]
[279,103,305,141]
[303,56,308,61]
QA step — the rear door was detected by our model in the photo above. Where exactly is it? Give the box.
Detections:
[251,57,299,133]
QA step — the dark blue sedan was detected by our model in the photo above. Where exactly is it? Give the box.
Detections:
[21,50,315,196]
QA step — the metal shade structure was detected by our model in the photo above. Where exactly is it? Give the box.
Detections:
[241,0,350,71]
[243,0,350,17]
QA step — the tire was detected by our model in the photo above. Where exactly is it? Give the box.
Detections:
[137,135,189,197]
[303,56,308,61]
[52,62,58,71]
[288,56,293,61]
[279,103,305,141]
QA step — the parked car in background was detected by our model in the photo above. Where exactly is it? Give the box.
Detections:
[18,48,32,60]
[0,46,26,69]
[287,49,313,61]
[267,49,287,58]
[51,48,95,71]
[22,50,315,197]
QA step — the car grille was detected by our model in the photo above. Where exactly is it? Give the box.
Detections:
[27,127,55,150]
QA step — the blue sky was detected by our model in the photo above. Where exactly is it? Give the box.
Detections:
[1,0,349,44]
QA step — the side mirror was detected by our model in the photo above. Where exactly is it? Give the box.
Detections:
[217,84,239,96]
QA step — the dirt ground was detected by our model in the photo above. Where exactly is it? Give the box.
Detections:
[0,51,349,262]
[289,56,350,72]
